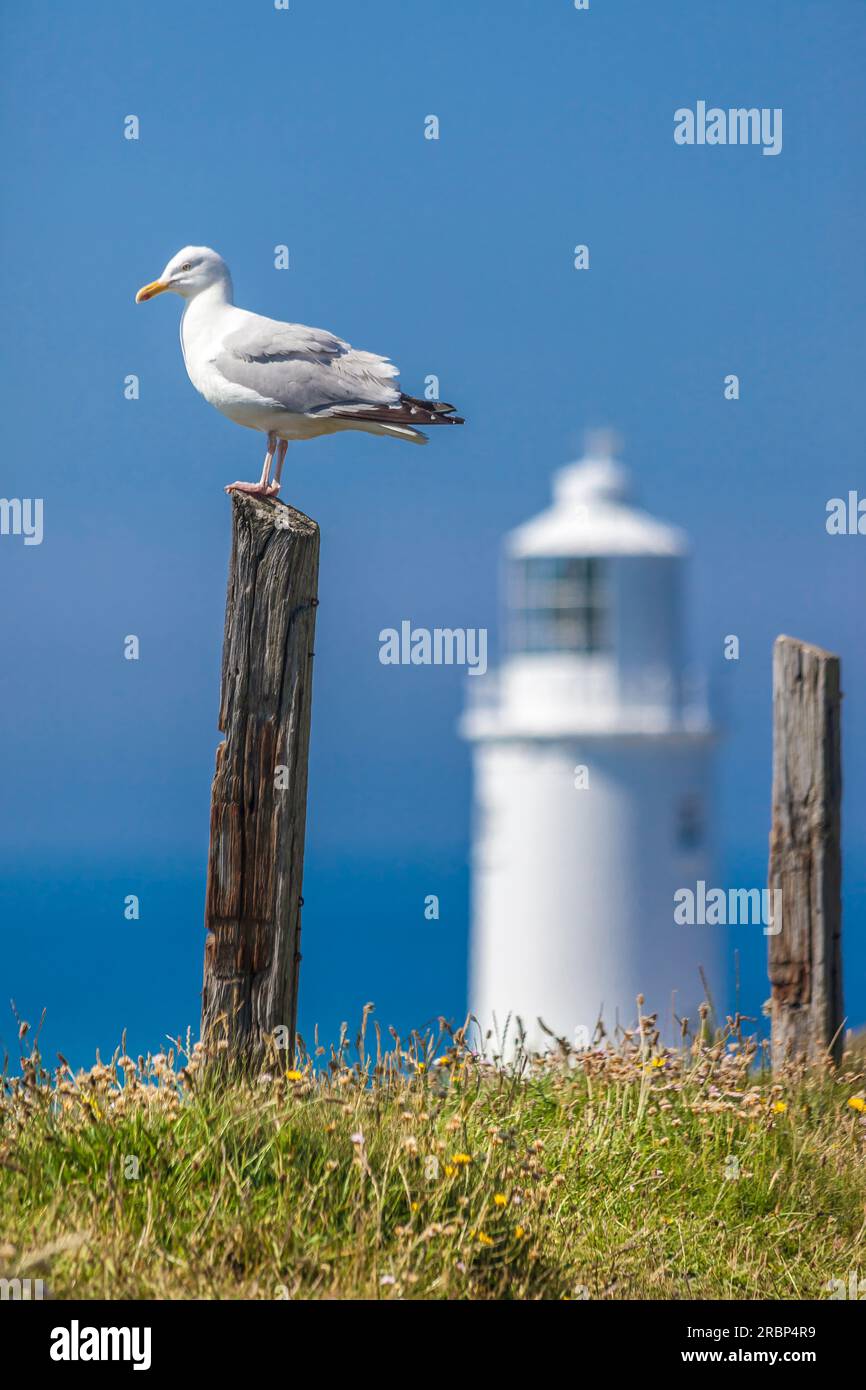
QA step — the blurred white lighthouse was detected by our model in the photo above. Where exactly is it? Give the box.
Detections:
[461,434,721,1053]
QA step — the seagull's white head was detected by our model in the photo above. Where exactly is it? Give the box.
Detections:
[135,246,232,304]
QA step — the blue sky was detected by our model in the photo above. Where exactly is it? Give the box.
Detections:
[1,0,864,1064]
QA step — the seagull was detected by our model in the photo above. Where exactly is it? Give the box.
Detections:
[135,246,464,496]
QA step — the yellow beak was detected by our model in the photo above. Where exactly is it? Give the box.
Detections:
[135,279,169,303]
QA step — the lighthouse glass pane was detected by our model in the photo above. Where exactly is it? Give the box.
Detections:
[510,558,609,653]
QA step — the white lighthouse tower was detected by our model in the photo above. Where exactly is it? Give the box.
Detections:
[462,435,721,1054]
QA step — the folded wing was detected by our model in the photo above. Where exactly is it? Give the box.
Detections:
[214,313,402,417]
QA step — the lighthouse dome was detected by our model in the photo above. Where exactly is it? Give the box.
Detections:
[507,450,686,560]
[462,434,709,739]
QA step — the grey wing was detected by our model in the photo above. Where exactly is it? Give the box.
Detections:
[214,315,401,416]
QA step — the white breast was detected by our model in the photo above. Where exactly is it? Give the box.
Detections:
[180,299,282,432]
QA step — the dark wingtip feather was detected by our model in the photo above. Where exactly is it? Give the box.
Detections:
[398,393,465,424]
[330,393,465,428]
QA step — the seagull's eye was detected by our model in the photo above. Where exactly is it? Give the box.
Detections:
[181,262,192,272]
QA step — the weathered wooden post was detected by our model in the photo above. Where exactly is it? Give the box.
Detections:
[201,493,319,1065]
[768,635,843,1068]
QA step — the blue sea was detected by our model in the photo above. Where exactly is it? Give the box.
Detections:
[2,848,861,1071]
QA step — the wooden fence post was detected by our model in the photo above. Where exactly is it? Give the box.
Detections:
[768,635,843,1068]
[201,493,319,1066]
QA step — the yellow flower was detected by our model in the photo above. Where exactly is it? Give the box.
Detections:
[650,1057,666,1069]
[515,1226,526,1239]
[435,1057,450,1067]
[772,1101,788,1114]
[476,1231,493,1246]
[415,1063,427,1073]
[285,1069,303,1081]
[444,1164,456,1178]
[848,1096,866,1114]
[451,1153,472,1165]
[493,1193,507,1207]
[410,1201,420,1212]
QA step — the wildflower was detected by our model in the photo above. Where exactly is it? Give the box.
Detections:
[493,1193,507,1207]
[476,1231,493,1246]
[451,1153,472,1165]
[416,1063,427,1074]
[410,1201,420,1212]
[772,1101,788,1115]
[444,1164,456,1178]
[515,1226,526,1239]
[285,1070,303,1082]
[848,1097,866,1114]
[379,1273,396,1286]
[650,1057,666,1069]
[350,1132,364,1145]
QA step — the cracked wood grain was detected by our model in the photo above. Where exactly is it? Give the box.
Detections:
[768,635,843,1068]
[202,492,319,1064]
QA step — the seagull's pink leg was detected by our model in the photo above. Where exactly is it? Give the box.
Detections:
[225,432,282,497]
[271,439,288,494]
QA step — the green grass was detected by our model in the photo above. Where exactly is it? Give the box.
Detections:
[2,1013,865,1300]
